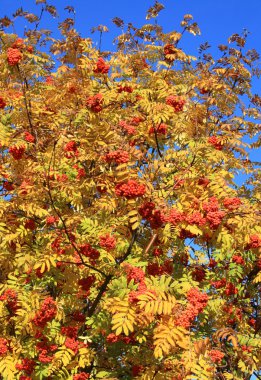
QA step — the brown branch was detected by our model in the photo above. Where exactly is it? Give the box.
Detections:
[153,125,163,158]
[86,225,140,317]
[117,228,139,264]
[17,64,34,133]
[144,233,157,254]
[87,274,113,317]
[45,142,107,278]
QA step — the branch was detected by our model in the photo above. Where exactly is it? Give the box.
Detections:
[87,274,113,317]
[153,125,163,158]
[144,233,157,254]
[117,228,139,264]
[45,142,107,278]
[17,64,34,133]
[86,228,140,317]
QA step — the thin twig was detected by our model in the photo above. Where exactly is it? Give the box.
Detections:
[154,126,163,158]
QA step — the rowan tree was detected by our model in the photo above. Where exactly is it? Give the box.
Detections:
[0,1,261,379]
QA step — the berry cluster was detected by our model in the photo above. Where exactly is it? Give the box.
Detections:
[106,331,136,344]
[45,76,54,85]
[138,202,165,229]
[119,120,136,135]
[99,234,116,251]
[32,297,57,328]
[192,267,206,282]
[64,141,79,158]
[187,288,208,312]
[79,244,100,260]
[51,235,66,256]
[61,326,78,338]
[209,349,224,364]
[241,345,253,353]
[0,338,8,356]
[176,288,208,328]
[46,215,59,225]
[115,179,146,199]
[106,333,121,343]
[0,288,19,314]
[175,304,198,328]
[64,141,77,152]
[224,282,238,296]
[36,340,57,363]
[245,234,261,250]
[9,145,25,160]
[211,278,226,289]
[208,136,223,150]
[139,202,155,219]
[165,208,184,226]
[7,47,23,66]
[203,197,219,213]
[203,197,226,229]
[117,85,133,93]
[103,150,129,164]
[24,131,35,143]
[223,197,241,210]
[125,264,145,284]
[55,173,68,182]
[78,275,96,291]
[207,210,226,229]
[86,93,103,113]
[131,116,143,125]
[232,254,245,265]
[0,96,6,109]
[73,373,90,380]
[73,165,86,179]
[166,95,186,112]
[149,123,168,135]
[186,211,206,226]
[65,337,80,354]
[93,57,110,74]
[128,281,148,304]
[147,260,173,276]
[16,358,36,375]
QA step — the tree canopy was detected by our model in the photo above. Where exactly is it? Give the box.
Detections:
[0,2,261,379]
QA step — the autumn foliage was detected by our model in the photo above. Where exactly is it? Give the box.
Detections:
[0,1,261,379]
